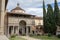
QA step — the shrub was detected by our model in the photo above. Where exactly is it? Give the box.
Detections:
[48,33,52,37]
[57,34,60,38]
[29,34,33,36]
[37,34,40,36]
[29,34,36,37]
[11,34,17,38]
[22,34,26,36]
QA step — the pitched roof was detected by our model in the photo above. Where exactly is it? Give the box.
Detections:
[7,12,35,16]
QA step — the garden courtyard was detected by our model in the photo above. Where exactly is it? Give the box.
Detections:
[10,36,27,40]
[10,36,40,40]
[30,35,60,40]
[10,35,60,40]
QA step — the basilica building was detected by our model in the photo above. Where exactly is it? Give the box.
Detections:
[5,3,43,37]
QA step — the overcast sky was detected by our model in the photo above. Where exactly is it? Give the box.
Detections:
[7,0,60,17]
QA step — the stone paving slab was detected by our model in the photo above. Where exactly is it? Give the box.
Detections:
[0,35,9,40]
[20,36,41,40]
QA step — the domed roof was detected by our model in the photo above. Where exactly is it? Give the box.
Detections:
[11,3,25,12]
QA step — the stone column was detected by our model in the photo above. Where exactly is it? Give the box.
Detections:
[22,27,24,35]
[15,26,19,35]
[13,26,14,35]
[26,26,28,36]
[0,0,9,40]
[16,27,17,34]
[0,0,5,35]
[11,26,14,35]
[30,26,32,34]
[17,26,19,35]
[7,26,9,37]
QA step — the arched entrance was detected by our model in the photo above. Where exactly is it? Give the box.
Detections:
[19,20,26,35]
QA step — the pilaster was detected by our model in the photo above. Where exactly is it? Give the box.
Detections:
[0,0,5,35]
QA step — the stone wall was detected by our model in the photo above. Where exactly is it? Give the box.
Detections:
[8,17,34,26]
[8,16,43,26]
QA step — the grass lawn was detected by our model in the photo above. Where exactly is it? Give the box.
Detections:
[30,35,60,40]
[10,36,26,40]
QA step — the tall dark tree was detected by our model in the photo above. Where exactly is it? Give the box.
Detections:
[46,4,56,34]
[58,11,60,26]
[54,0,59,25]
[54,0,59,34]
[43,0,47,33]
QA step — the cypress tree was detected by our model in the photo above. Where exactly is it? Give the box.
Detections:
[54,0,59,25]
[43,0,47,33]
[58,11,60,26]
[54,0,59,34]
[46,4,56,34]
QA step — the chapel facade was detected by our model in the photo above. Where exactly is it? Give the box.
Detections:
[4,3,43,37]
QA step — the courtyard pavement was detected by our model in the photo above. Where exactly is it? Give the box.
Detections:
[20,36,41,40]
[0,35,9,40]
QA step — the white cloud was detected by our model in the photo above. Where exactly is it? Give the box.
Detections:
[44,0,60,4]
[24,8,43,17]
[7,0,60,17]
[7,0,43,8]
[7,0,60,8]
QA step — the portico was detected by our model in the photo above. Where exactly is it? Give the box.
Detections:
[8,20,31,36]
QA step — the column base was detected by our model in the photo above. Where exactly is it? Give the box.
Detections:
[0,35,9,40]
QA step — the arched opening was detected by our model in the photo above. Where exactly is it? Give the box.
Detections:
[19,20,26,35]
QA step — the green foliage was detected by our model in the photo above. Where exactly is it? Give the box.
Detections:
[11,34,17,38]
[37,34,41,36]
[48,33,52,37]
[43,0,47,33]
[54,0,60,28]
[10,36,26,40]
[54,0,59,26]
[43,0,59,35]
[29,34,36,37]
[57,34,60,38]
[54,0,60,26]
[22,34,26,36]
[30,35,60,40]
[46,4,56,35]
[54,0,59,34]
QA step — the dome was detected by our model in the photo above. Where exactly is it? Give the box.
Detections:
[11,3,25,13]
